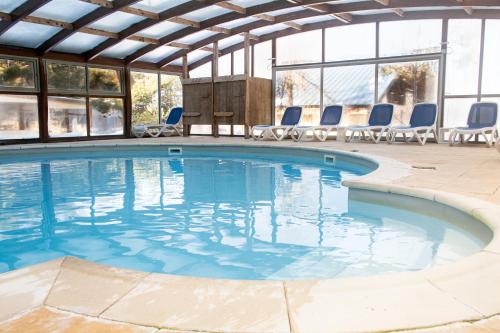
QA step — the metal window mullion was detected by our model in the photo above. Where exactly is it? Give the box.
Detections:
[477,19,486,102]
[158,72,162,123]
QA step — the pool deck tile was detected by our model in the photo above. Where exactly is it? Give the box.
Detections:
[285,272,482,333]
[0,258,63,322]
[101,273,290,333]
[45,257,148,317]
[0,307,157,333]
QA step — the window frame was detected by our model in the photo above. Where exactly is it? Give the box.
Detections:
[0,55,39,93]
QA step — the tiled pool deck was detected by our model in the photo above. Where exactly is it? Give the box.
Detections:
[1,137,500,333]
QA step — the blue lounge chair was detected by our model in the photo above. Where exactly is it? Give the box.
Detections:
[132,107,183,138]
[345,104,394,143]
[291,105,343,142]
[449,102,498,147]
[388,103,437,145]
[251,106,302,141]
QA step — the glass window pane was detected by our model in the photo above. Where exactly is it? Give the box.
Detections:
[131,71,159,126]
[90,98,124,136]
[254,40,272,79]
[325,23,375,62]
[378,60,439,125]
[233,48,251,75]
[47,62,86,92]
[275,68,320,125]
[218,53,231,76]
[482,20,500,94]
[88,67,122,94]
[445,19,481,95]
[277,30,322,65]
[160,74,183,121]
[379,20,442,57]
[323,65,375,126]
[48,96,87,138]
[443,98,477,128]
[190,61,212,78]
[0,58,36,90]
[0,94,39,140]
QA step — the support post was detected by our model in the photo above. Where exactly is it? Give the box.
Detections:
[212,41,219,137]
[37,58,49,142]
[124,66,133,138]
[182,55,190,136]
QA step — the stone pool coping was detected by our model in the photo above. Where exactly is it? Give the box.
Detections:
[1,141,500,333]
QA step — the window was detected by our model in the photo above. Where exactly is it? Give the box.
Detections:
[233,48,251,75]
[254,41,272,79]
[323,65,375,126]
[325,24,376,62]
[90,98,124,136]
[379,20,442,57]
[160,74,182,121]
[218,53,231,76]
[88,67,123,94]
[277,30,322,65]
[0,94,39,140]
[481,20,500,94]
[0,57,36,91]
[445,20,481,95]
[443,98,478,128]
[47,62,86,92]
[190,61,212,78]
[131,71,159,126]
[378,60,439,125]
[275,68,321,125]
[48,96,87,138]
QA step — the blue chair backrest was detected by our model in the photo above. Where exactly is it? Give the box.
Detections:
[165,107,183,125]
[410,103,437,127]
[467,103,498,128]
[281,106,302,126]
[368,104,393,126]
[320,105,342,126]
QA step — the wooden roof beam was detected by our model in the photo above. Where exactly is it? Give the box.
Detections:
[374,0,390,5]
[215,2,246,14]
[168,16,200,28]
[464,6,474,15]
[392,8,404,17]
[253,14,275,22]
[283,21,303,30]
[206,26,232,34]
[331,13,352,24]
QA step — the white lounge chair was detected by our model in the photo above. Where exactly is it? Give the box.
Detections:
[132,107,183,138]
[345,104,394,143]
[387,103,437,145]
[251,106,302,141]
[291,105,342,142]
[449,102,498,147]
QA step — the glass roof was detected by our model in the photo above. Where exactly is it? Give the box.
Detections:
[31,0,98,23]
[0,0,496,70]
[0,21,61,48]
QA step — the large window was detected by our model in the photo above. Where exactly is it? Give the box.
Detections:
[323,65,375,126]
[46,61,125,138]
[379,20,442,57]
[218,53,231,76]
[0,57,39,141]
[190,61,212,78]
[325,24,376,62]
[253,41,272,79]
[378,60,439,125]
[131,71,183,126]
[275,68,321,125]
[233,48,251,75]
[0,94,39,140]
[481,20,500,95]
[276,30,322,66]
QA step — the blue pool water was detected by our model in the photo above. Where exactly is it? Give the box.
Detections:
[0,147,489,280]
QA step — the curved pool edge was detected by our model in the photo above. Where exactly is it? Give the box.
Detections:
[1,142,500,332]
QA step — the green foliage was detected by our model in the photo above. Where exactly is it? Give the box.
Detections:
[89,68,121,92]
[0,59,34,88]
[91,98,123,117]
[47,63,85,91]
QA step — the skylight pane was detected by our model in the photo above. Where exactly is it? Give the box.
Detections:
[87,12,145,33]
[31,0,98,23]
[188,50,212,64]
[101,40,149,59]
[229,0,276,8]
[180,5,232,22]
[251,23,288,36]
[137,21,185,39]
[0,0,28,13]
[0,22,61,48]
[137,45,181,63]
[52,32,108,54]
[176,30,218,45]
[218,17,259,29]
[131,0,190,13]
